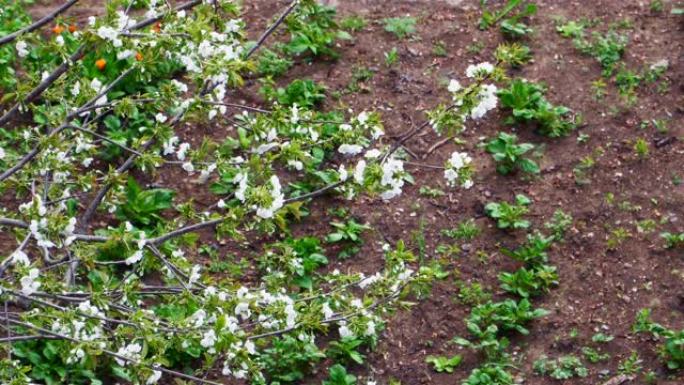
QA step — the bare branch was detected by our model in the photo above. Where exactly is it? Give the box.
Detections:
[245,0,299,58]
[0,217,28,228]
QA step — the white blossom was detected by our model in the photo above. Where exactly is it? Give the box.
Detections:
[155,113,168,123]
[125,250,144,265]
[176,142,190,160]
[114,342,142,366]
[338,144,363,156]
[11,250,30,266]
[146,370,162,385]
[182,162,195,173]
[357,111,369,125]
[234,172,248,202]
[354,160,366,184]
[465,62,494,78]
[15,40,29,57]
[20,269,40,295]
[447,79,462,93]
[338,323,354,338]
[379,157,405,200]
[200,329,217,348]
[71,81,81,97]
[256,175,284,219]
[188,265,201,285]
[338,165,348,181]
[322,302,334,319]
[471,84,498,120]
[116,50,134,60]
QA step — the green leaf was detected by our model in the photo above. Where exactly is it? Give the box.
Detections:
[519,158,540,174]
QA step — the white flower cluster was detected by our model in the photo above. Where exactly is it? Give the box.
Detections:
[89,77,108,107]
[444,151,474,189]
[338,143,364,156]
[175,19,243,74]
[337,111,383,156]
[19,268,40,295]
[470,83,498,120]
[465,61,495,78]
[124,223,147,265]
[114,342,143,366]
[95,11,135,47]
[52,316,105,344]
[379,157,405,201]
[256,175,284,219]
[15,40,29,57]
[447,79,462,93]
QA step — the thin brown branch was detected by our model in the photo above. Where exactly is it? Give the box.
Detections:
[245,0,299,58]
[0,217,28,228]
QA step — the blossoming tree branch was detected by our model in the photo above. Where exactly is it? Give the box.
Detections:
[0,0,505,384]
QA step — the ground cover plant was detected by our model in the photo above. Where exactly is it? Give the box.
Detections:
[0,1,682,385]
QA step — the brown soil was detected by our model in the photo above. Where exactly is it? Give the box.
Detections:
[17,0,684,385]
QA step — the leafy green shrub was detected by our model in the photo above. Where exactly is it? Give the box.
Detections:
[661,232,684,249]
[499,232,558,297]
[257,48,293,78]
[501,232,554,266]
[494,43,532,68]
[261,78,326,108]
[284,0,351,58]
[556,20,586,38]
[486,132,539,175]
[326,219,371,258]
[0,0,32,90]
[12,339,103,385]
[340,15,367,32]
[115,177,174,228]
[499,265,558,298]
[442,219,481,240]
[259,237,328,289]
[533,355,588,379]
[633,309,684,370]
[457,281,492,306]
[323,364,356,385]
[544,209,573,241]
[498,79,576,137]
[327,337,365,365]
[574,31,628,77]
[485,194,532,230]
[479,0,537,38]
[466,299,549,336]
[383,17,417,39]
[426,355,462,373]
[463,363,514,385]
[454,298,548,361]
[257,336,325,383]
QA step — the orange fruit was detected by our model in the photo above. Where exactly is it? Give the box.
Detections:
[52,25,64,34]
[135,52,143,61]
[68,25,77,33]
[95,59,107,71]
